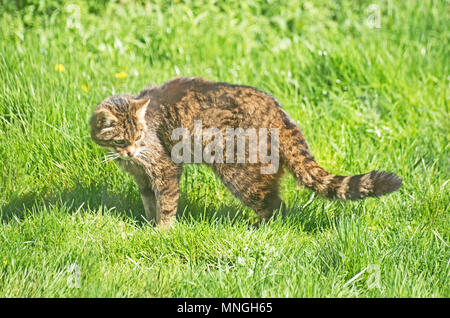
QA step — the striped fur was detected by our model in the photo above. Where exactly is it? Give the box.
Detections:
[90,77,402,228]
[278,109,402,200]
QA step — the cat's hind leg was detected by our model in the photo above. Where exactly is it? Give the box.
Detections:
[212,163,285,225]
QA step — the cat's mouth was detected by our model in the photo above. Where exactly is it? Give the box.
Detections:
[119,155,133,161]
[102,143,150,163]
[114,146,148,161]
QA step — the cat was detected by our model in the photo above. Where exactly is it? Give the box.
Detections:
[90,77,402,228]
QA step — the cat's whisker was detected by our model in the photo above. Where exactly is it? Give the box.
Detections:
[138,147,150,152]
[102,153,120,162]
[103,154,118,160]
[138,152,151,160]
[135,152,148,160]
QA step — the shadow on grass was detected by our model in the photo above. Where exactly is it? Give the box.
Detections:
[282,195,363,233]
[0,182,355,232]
[0,181,251,226]
[0,182,142,223]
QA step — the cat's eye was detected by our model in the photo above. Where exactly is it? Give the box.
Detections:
[113,140,127,147]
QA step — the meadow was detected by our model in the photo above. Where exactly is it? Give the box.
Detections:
[0,0,448,297]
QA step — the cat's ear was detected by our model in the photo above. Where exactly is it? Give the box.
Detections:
[131,98,150,121]
[93,108,118,129]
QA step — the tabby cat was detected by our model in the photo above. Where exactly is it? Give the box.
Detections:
[90,77,401,228]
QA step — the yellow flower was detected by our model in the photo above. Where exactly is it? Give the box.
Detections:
[370,226,376,231]
[115,72,127,79]
[54,64,65,72]
[3,260,7,266]
[81,84,89,93]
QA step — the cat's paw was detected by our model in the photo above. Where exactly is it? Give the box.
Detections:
[156,216,177,230]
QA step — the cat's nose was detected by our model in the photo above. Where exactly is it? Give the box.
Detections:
[125,145,136,157]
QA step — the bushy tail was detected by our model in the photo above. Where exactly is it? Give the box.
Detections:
[278,110,402,200]
[297,168,403,200]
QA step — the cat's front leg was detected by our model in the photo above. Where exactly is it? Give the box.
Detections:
[148,158,182,229]
[154,179,180,229]
[137,168,179,228]
[139,185,157,223]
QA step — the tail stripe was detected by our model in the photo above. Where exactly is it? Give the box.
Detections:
[278,110,402,200]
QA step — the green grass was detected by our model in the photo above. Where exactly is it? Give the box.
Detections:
[0,0,448,297]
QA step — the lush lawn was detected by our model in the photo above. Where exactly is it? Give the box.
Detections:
[0,0,448,297]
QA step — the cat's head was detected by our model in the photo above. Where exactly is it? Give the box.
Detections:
[90,95,150,160]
